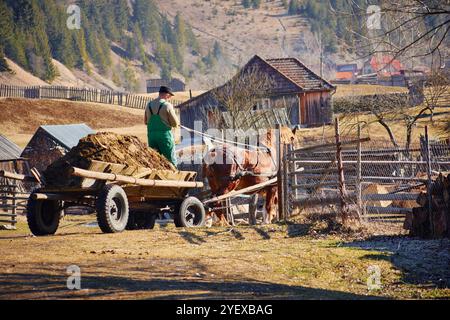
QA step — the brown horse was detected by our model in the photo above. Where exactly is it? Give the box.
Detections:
[203,129,280,225]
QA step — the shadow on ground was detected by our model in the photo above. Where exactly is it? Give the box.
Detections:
[343,235,450,289]
[0,271,382,300]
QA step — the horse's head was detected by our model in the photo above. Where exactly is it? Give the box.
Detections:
[203,146,241,196]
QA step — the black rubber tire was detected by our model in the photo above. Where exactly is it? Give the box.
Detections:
[174,197,205,228]
[126,211,156,230]
[27,198,62,236]
[96,185,129,233]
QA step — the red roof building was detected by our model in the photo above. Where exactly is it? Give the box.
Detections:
[362,55,404,77]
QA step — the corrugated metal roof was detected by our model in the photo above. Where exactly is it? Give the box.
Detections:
[0,134,22,161]
[40,124,95,149]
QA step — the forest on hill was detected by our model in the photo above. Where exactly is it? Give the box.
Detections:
[0,0,366,88]
[0,0,223,86]
[0,0,443,91]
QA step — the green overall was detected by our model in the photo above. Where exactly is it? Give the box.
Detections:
[147,101,177,166]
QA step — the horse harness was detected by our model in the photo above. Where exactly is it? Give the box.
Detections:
[214,143,278,182]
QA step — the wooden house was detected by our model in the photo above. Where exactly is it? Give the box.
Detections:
[21,124,95,173]
[176,55,335,130]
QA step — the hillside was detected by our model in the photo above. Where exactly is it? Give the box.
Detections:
[0,98,144,147]
[0,0,363,92]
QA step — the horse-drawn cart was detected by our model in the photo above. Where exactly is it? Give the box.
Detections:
[26,160,206,236]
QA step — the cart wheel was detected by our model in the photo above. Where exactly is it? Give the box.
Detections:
[174,197,205,228]
[96,185,129,233]
[27,198,62,236]
[126,211,156,230]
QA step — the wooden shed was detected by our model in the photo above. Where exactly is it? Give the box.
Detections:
[0,134,25,174]
[176,55,335,130]
[0,134,31,227]
[21,124,95,173]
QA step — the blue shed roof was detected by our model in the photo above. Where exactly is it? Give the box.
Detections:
[0,134,22,161]
[40,124,95,149]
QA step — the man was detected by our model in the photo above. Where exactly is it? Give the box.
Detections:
[145,86,179,166]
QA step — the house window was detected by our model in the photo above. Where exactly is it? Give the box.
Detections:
[256,98,271,110]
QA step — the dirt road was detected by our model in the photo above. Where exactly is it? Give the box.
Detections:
[0,215,448,300]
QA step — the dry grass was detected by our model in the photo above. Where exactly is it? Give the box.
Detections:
[137,90,206,102]
[334,84,408,98]
[293,105,449,148]
[0,215,448,300]
[0,98,144,147]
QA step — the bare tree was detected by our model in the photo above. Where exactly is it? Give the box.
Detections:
[333,0,450,66]
[444,119,450,135]
[204,64,275,130]
[337,92,434,152]
[422,69,450,122]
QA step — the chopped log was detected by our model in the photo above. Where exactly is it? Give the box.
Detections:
[69,167,204,189]
[0,170,38,182]
[406,173,450,239]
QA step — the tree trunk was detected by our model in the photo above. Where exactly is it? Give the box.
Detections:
[378,119,399,148]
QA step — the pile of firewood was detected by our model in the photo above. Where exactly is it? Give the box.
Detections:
[404,173,450,238]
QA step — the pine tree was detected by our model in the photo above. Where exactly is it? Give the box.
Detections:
[114,0,129,33]
[5,29,28,69]
[252,0,262,9]
[126,35,137,60]
[185,23,200,53]
[242,0,251,9]
[123,59,138,92]
[0,2,13,71]
[73,30,90,73]
[288,0,299,15]
[213,41,223,59]
[202,49,217,68]
[133,24,153,73]
[174,13,187,50]
[160,62,172,81]
[132,0,161,42]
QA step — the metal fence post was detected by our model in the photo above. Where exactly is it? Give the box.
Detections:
[425,126,434,237]
[283,143,289,221]
[334,118,347,222]
[357,124,363,220]
[276,124,285,221]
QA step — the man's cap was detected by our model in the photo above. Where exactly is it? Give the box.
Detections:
[159,86,174,96]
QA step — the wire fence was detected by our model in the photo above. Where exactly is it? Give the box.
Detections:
[282,122,450,223]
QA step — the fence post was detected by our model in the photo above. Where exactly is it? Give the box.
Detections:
[334,118,348,223]
[356,123,363,220]
[248,194,258,225]
[276,124,285,221]
[424,126,434,237]
[283,143,289,221]
[11,185,16,228]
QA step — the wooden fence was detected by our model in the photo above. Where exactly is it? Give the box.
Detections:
[0,184,29,229]
[0,84,184,109]
[279,121,450,222]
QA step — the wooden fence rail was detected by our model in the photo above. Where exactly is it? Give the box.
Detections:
[0,185,29,229]
[0,84,183,109]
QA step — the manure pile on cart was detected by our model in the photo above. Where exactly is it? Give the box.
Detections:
[43,132,176,188]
